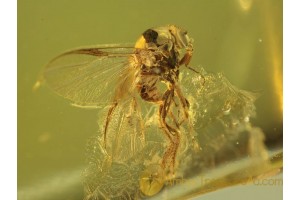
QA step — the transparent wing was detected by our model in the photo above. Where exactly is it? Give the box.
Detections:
[42,44,138,107]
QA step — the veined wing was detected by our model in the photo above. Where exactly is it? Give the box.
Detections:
[41,44,139,108]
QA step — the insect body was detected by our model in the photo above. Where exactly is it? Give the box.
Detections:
[39,25,195,173]
[131,26,194,169]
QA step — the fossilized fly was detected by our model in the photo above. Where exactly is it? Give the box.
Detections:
[37,25,198,173]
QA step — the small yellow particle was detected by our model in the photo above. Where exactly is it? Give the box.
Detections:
[139,164,165,196]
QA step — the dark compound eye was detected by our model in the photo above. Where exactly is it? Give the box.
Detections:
[142,29,158,43]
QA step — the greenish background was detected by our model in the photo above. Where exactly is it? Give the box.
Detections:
[18,0,282,199]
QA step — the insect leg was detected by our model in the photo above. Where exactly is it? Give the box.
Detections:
[174,84,201,152]
[174,84,189,119]
[179,49,193,66]
[128,97,145,153]
[159,89,181,172]
[103,101,118,149]
[160,127,180,173]
[159,89,179,134]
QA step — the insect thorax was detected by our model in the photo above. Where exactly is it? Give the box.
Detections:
[133,25,193,102]
[134,25,193,79]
